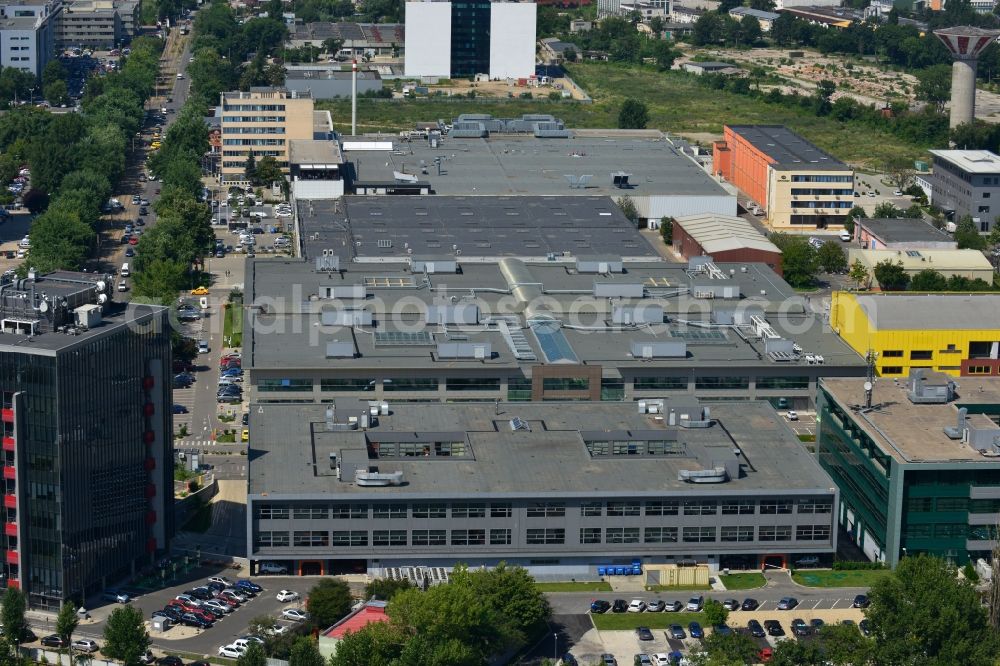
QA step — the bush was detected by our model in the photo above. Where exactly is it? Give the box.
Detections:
[832,561,887,571]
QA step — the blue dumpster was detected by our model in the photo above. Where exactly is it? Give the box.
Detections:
[597,566,607,576]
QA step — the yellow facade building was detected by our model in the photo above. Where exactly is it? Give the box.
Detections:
[829,292,1000,377]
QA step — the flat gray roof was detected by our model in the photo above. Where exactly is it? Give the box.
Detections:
[248,399,836,497]
[854,293,1000,330]
[341,133,730,198]
[822,376,1000,465]
[297,195,658,261]
[857,218,954,244]
[244,257,865,372]
[727,125,850,171]
[290,139,343,165]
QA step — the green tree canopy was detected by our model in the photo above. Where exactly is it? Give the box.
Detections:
[102,606,150,666]
[237,641,266,666]
[873,259,910,291]
[288,637,325,666]
[305,578,353,628]
[0,588,26,645]
[849,258,869,289]
[617,98,649,129]
[364,578,412,601]
[909,268,948,291]
[56,602,79,641]
[954,215,987,250]
[817,241,848,273]
[769,233,818,288]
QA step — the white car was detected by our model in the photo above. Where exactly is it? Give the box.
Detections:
[208,576,233,586]
[652,655,672,666]
[282,608,309,621]
[787,410,799,421]
[218,645,245,658]
[260,562,289,574]
[203,600,232,614]
[686,596,704,612]
[276,590,300,602]
[893,190,903,196]
[627,599,646,612]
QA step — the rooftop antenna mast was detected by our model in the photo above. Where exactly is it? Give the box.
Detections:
[864,349,877,409]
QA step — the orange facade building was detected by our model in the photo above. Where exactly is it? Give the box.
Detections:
[712,125,854,230]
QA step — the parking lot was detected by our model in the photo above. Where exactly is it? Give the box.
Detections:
[65,571,325,658]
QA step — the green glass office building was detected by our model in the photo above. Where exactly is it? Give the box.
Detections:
[818,372,1000,567]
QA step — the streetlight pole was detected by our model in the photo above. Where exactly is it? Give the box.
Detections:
[553,633,557,661]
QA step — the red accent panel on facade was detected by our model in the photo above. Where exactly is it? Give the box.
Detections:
[145,511,157,525]
[143,376,155,391]
[1,438,13,453]
[145,484,156,498]
[146,538,157,553]
[960,359,1000,376]
[2,495,15,509]
[4,523,15,537]
[2,466,14,481]
[5,550,17,565]
[143,403,155,417]
[7,579,18,589]
[144,457,156,471]
[143,431,155,444]
[0,410,12,423]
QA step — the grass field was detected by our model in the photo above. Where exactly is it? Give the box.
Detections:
[719,573,767,590]
[318,62,931,169]
[792,569,891,588]
[223,298,243,348]
[592,611,705,631]
[535,581,613,592]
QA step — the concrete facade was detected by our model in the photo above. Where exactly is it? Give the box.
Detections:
[928,149,1000,231]
[219,88,323,184]
[488,1,535,79]
[57,0,120,49]
[0,0,60,78]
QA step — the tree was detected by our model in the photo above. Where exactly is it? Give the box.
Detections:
[769,233,818,288]
[867,555,997,665]
[322,38,344,56]
[43,80,70,107]
[954,215,987,250]
[305,578,353,628]
[910,269,948,291]
[617,98,648,129]
[617,195,639,225]
[873,259,910,291]
[329,621,406,666]
[652,41,679,71]
[816,241,847,273]
[701,599,728,627]
[813,79,836,116]
[740,15,763,46]
[563,47,577,62]
[288,637,325,666]
[455,563,550,640]
[690,630,760,665]
[659,216,674,244]
[238,642,266,666]
[884,157,916,192]
[916,63,953,112]
[244,151,257,182]
[872,201,901,219]
[1,588,26,645]
[102,605,150,666]
[364,578,412,601]
[648,15,665,36]
[848,258,869,289]
[56,602,79,642]
[252,155,283,186]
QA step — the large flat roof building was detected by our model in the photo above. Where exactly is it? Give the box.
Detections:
[713,125,854,230]
[247,398,839,576]
[830,292,1000,377]
[0,271,173,608]
[854,217,957,250]
[340,131,736,222]
[928,149,1000,231]
[819,371,1000,566]
[847,248,994,286]
[246,196,864,407]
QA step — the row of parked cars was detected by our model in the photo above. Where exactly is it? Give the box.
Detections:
[151,576,262,630]
[590,596,708,614]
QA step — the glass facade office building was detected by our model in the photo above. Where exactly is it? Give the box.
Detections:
[0,306,172,609]
[450,1,491,77]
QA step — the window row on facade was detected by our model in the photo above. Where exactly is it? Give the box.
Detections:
[255,524,833,549]
[255,498,832,521]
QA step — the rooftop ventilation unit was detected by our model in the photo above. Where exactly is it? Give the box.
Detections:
[355,469,404,486]
[750,315,780,340]
[631,340,687,359]
[322,285,367,300]
[613,304,663,325]
[677,466,728,483]
[907,368,955,404]
[426,304,480,325]
[437,342,491,359]
[611,171,633,188]
[576,258,623,274]
[596,283,644,299]
[321,310,373,327]
[638,399,665,414]
[325,341,357,358]
[509,416,531,432]
[411,259,458,274]
[944,407,967,440]
[315,250,340,272]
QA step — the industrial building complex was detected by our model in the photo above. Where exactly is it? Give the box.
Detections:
[0,271,173,609]
[247,398,839,576]
[712,125,854,230]
[819,371,1000,567]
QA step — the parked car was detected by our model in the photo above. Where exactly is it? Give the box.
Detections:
[791,619,810,636]
[747,619,765,638]
[276,590,300,602]
[668,624,686,639]
[219,589,247,603]
[810,618,825,629]
[777,597,799,610]
[686,596,704,612]
[72,639,99,653]
[712,624,733,636]
[853,594,870,608]
[688,622,704,638]
[172,404,188,414]
[157,656,184,666]
[627,599,646,613]
[741,598,759,611]
[282,608,309,621]
[41,635,69,648]
[590,600,611,613]
[188,587,214,600]
[722,599,739,611]
[795,556,820,567]
[235,579,262,593]
[662,600,682,612]
[259,562,288,574]
[860,619,871,637]
[646,600,665,612]
[611,599,628,613]
[635,626,654,641]
[103,589,130,603]
[764,620,784,637]
[218,645,244,659]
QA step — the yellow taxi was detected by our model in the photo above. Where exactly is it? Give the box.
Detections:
[190,286,209,295]
[241,428,249,443]
[150,141,162,150]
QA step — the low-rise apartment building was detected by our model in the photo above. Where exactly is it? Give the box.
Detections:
[928,149,1000,231]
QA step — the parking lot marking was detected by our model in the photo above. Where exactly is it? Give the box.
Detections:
[810,600,821,609]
